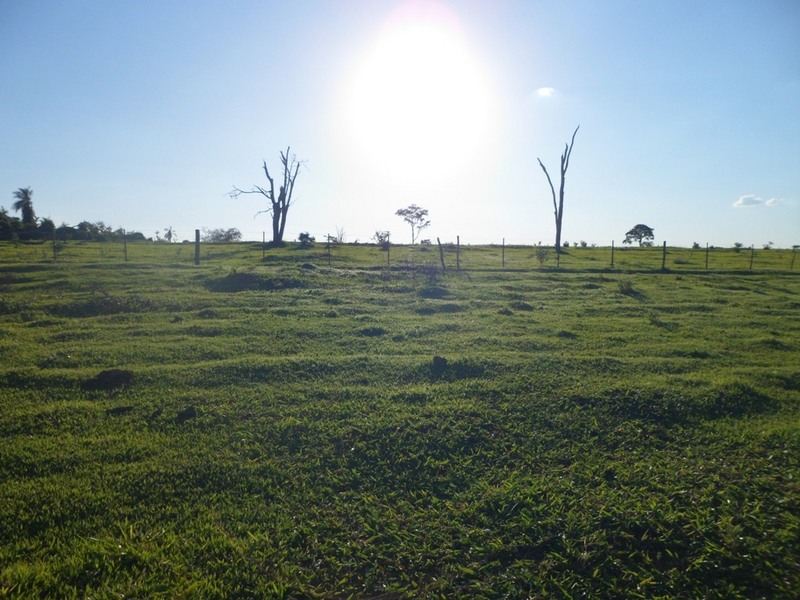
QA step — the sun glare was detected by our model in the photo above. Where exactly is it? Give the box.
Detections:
[343,3,496,184]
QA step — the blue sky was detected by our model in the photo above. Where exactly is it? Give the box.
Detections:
[1,0,798,247]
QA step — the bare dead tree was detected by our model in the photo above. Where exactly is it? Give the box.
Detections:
[230,147,302,244]
[537,126,579,253]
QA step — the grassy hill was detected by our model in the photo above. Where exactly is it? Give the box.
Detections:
[1,241,798,598]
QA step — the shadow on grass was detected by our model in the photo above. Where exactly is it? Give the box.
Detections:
[575,382,777,426]
[205,272,306,293]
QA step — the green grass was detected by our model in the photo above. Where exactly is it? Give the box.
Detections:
[1,239,797,272]
[1,241,798,598]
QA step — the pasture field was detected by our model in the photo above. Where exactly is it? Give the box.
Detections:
[0,238,797,273]
[0,241,798,598]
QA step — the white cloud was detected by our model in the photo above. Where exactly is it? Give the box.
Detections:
[536,87,555,97]
[733,195,778,207]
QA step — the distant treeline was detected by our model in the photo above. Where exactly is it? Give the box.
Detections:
[0,211,147,242]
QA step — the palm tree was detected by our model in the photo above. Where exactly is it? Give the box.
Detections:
[12,187,36,226]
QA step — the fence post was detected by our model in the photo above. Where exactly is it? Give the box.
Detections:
[123,232,128,262]
[661,241,667,271]
[387,235,391,269]
[437,237,446,272]
[194,229,200,265]
[611,240,615,269]
[749,245,755,271]
[326,234,332,267]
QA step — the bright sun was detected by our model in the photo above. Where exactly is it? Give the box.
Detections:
[343,3,496,184]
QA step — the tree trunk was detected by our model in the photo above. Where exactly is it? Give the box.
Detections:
[272,211,282,243]
[554,215,562,251]
[278,205,288,242]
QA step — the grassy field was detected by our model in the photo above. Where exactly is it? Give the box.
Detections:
[1,241,798,598]
[1,238,797,272]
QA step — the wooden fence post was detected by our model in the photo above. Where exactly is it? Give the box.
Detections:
[661,241,667,271]
[437,238,446,271]
[194,229,200,265]
[611,240,615,269]
[749,245,755,271]
[326,235,332,267]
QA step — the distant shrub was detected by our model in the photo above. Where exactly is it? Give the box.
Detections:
[202,228,241,243]
[535,246,550,266]
[692,242,701,249]
[372,230,391,250]
[298,232,315,248]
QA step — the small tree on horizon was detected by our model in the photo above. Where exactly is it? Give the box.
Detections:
[372,230,391,250]
[12,187,36,227]
[230,147,303,244]
[298,232,315,248]
[202,227,242,243]
[623,224,655,247]
[395,204,430,244]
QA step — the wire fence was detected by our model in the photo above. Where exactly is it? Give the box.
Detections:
[1,238,797,274]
